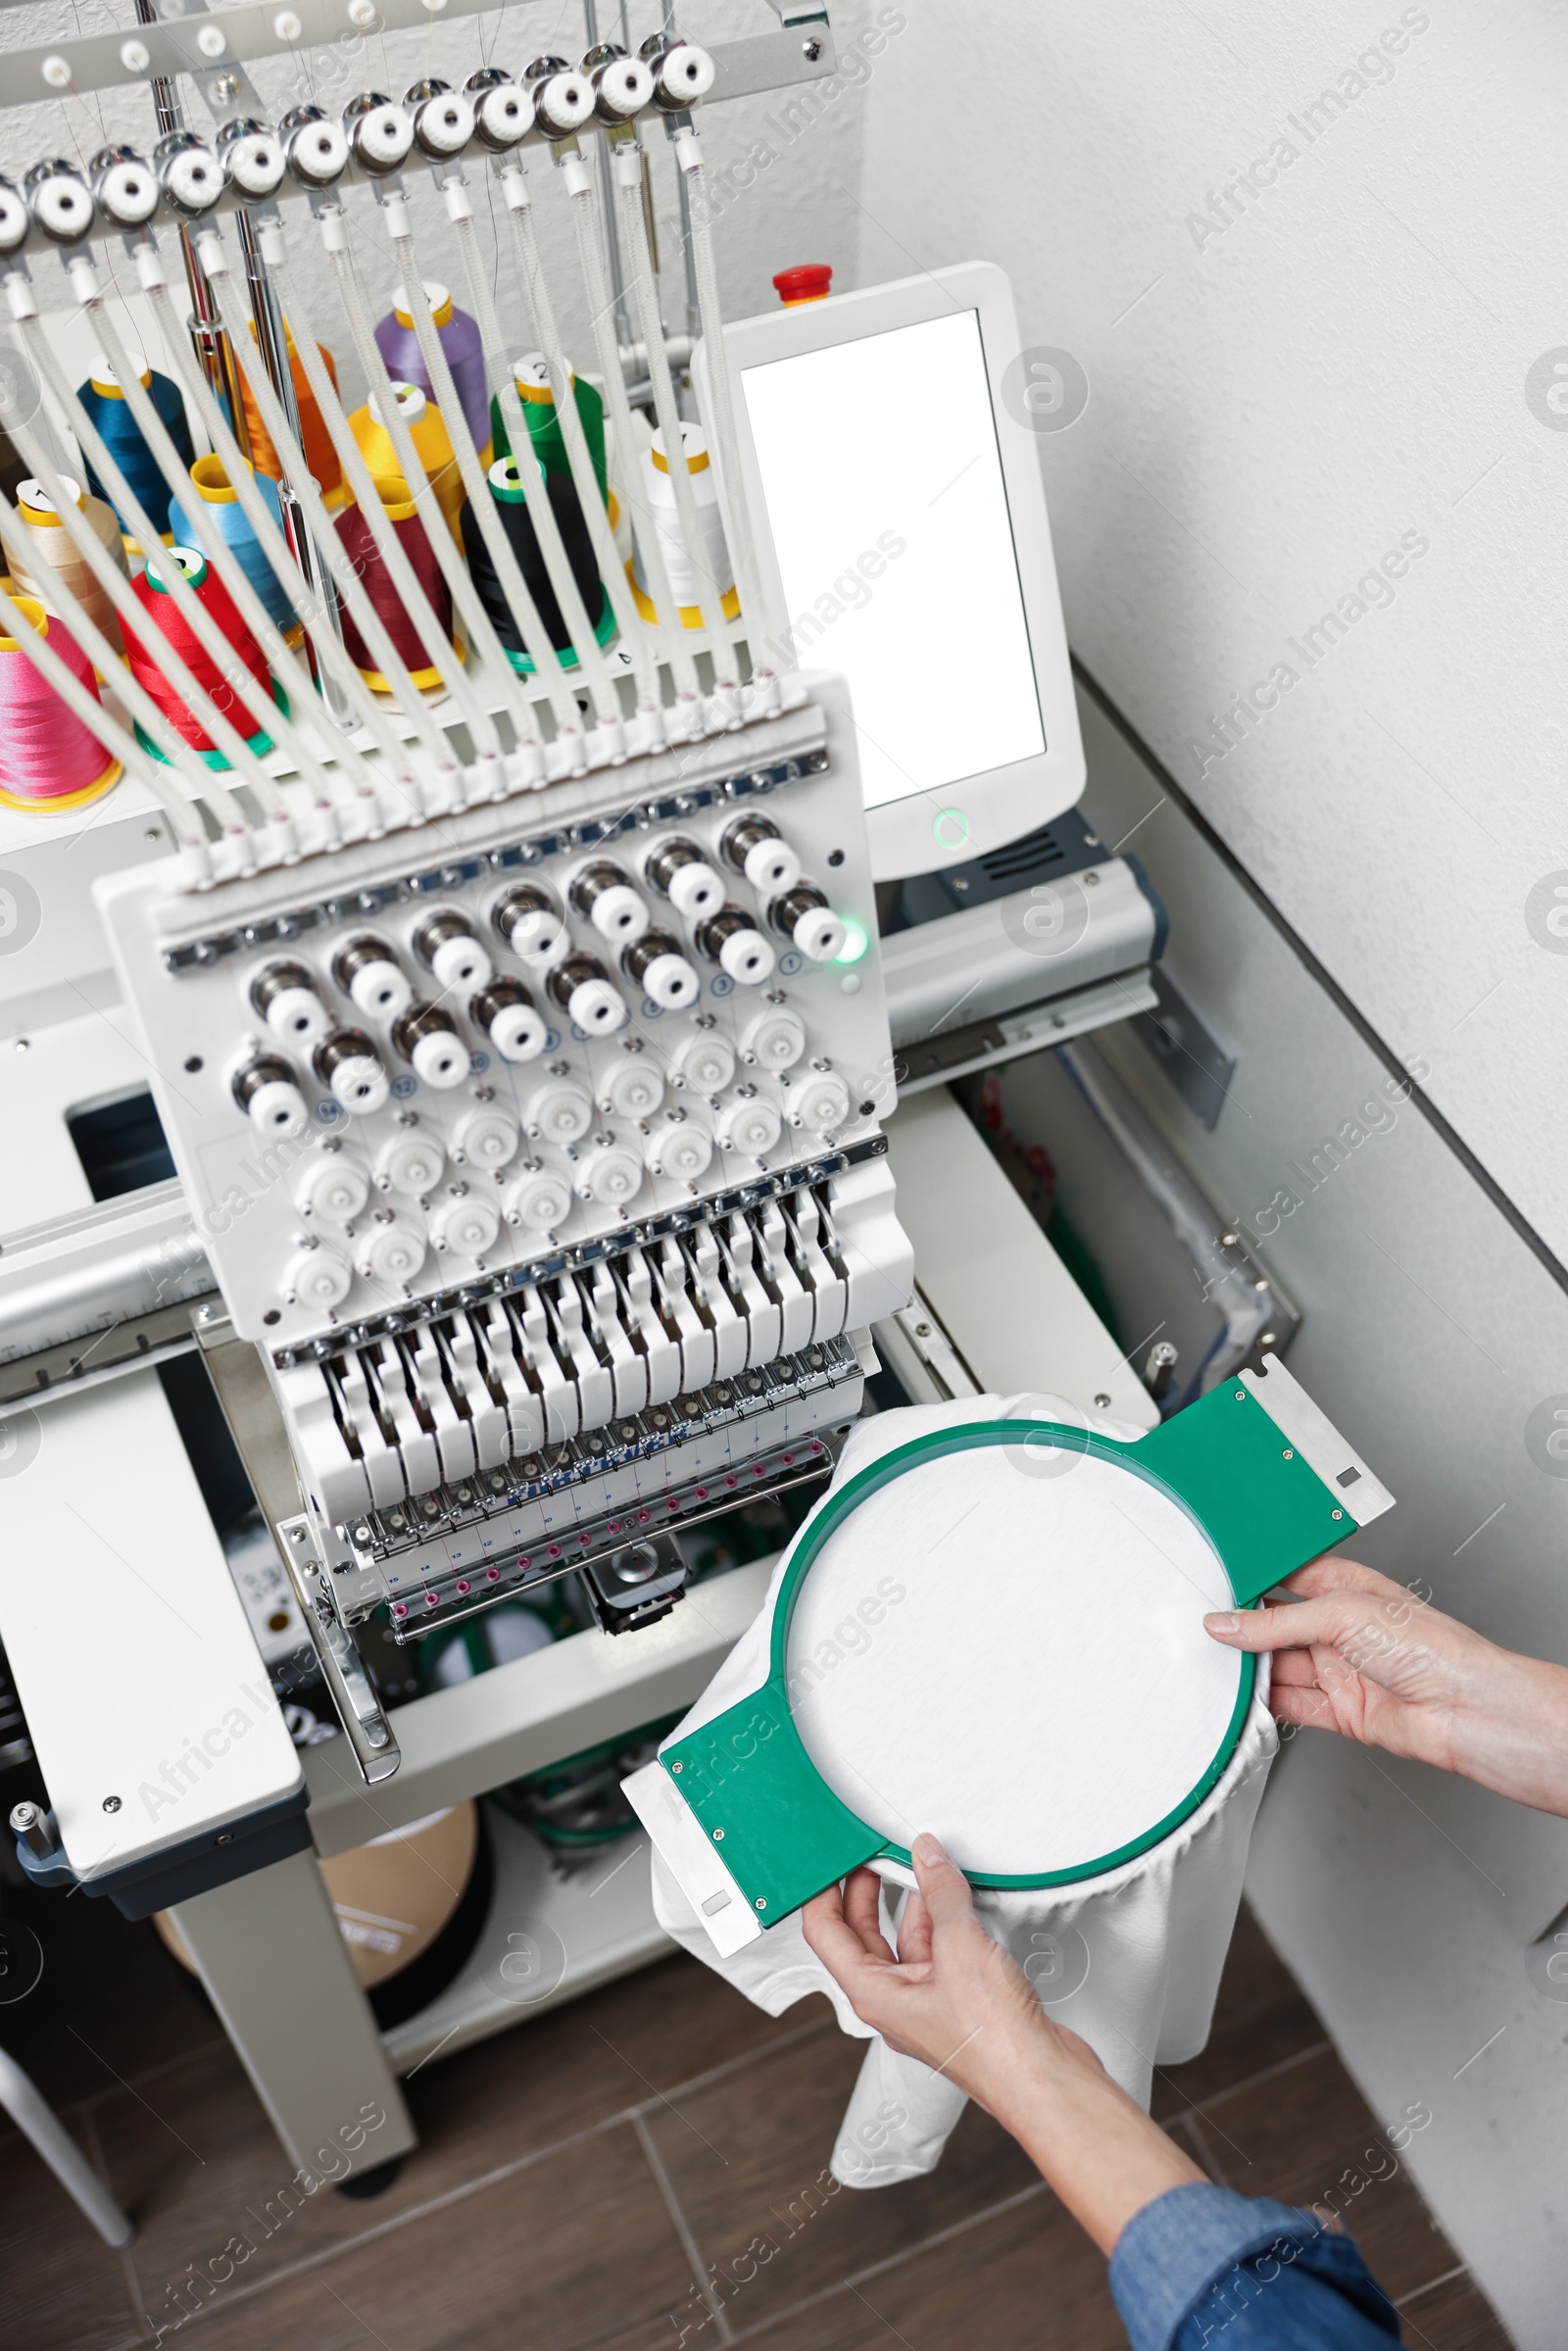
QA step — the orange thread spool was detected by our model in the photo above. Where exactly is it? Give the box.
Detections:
[239,321,346,507]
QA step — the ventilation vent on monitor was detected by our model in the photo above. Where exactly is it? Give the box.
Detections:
[977,824,1069,884]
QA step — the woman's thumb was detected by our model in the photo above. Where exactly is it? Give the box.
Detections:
[911,1832,973,1924]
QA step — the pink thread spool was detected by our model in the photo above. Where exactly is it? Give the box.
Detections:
[0,594,121,813]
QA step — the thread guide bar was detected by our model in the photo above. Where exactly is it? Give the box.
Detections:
[158,752,832,976]
[0,9,836,146]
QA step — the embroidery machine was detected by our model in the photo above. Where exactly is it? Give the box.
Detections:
[0,0,1293,2185]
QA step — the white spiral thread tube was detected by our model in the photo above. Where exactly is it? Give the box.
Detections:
[320,219,546,758]
[490,161,662,735]
[561,147,705,723]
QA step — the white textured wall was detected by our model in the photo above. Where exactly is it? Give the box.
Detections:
[1079,682,1568,2350]
[839,1,1568,1273]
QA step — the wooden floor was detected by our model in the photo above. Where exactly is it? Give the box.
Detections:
[0,1866,1514,2350]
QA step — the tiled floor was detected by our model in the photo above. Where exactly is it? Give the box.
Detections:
[0,1877,1514,2350]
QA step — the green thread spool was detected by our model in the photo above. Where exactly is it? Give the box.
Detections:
[490,353,607,502]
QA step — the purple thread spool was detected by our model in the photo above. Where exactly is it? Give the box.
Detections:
[374,281,489,453]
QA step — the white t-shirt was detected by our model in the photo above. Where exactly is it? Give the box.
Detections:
[649,1392,1277,2184]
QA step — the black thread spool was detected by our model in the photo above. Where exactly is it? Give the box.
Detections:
[0,421,30,507]
[461,454,606,672]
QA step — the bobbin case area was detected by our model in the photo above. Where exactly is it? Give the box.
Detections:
[626,1360,1394,1946]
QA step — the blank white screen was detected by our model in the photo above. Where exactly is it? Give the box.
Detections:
[740,309,1046,812]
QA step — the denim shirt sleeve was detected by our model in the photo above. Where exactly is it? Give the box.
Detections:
[1108,2182,1402,2350]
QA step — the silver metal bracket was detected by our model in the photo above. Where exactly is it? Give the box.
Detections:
[276,1515,400,1782]
[877,1291,982,1404]
[0,11,839,152]
[760,4,832,33]
[193,1302,400,1784]
[1132,966,1239,1133]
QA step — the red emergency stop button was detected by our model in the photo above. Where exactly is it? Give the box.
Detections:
[772,263,833,306]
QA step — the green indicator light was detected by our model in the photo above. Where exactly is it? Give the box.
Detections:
[833,915,869,965]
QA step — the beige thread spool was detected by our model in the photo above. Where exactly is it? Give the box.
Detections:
[11,474,130,661]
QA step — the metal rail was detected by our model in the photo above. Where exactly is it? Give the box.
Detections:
[0,1182,216,1417]
[0,8,834,120]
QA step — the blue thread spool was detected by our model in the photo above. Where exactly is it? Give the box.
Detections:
[172,454,296,635]
[76,346,194,540]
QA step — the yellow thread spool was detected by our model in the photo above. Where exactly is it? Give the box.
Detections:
[347,383,466,546]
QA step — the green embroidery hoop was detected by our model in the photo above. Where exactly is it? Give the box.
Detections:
[627,1360,1393,1947]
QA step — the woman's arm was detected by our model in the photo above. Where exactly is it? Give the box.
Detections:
[1204,1555,1568,1815]
[803,1834,1202,2255]
[803,1838,1399,2348]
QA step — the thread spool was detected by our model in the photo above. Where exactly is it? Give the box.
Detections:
[238,320,346,508]
[375,282,491,460]
[490,354,607,501]
[460,455,610,675]
[347,382,464,545]
[124,544,281,767]
[11,474,130,659]
[0,421,31,507]
[0,594,121,812]
[172,454,297,637]
[336,474,459,695]
[76,347,195,541]
[628,424,738,631]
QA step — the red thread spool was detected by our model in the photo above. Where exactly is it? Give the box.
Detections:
[0,593,121,812]
[123,544,278,767]
[335,473,458,695]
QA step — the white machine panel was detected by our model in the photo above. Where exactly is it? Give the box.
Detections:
[96,683,895,1352]
[0,1369,300,1879]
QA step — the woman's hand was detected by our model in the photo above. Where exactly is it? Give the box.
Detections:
[802,1835,1202,2253]
[1205,1556,1568,1815]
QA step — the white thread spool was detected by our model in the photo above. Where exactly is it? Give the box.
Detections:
[630,424,734,628]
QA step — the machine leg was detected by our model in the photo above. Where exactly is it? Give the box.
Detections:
[0,2043,134,2244]
[167,1847,416,2181]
